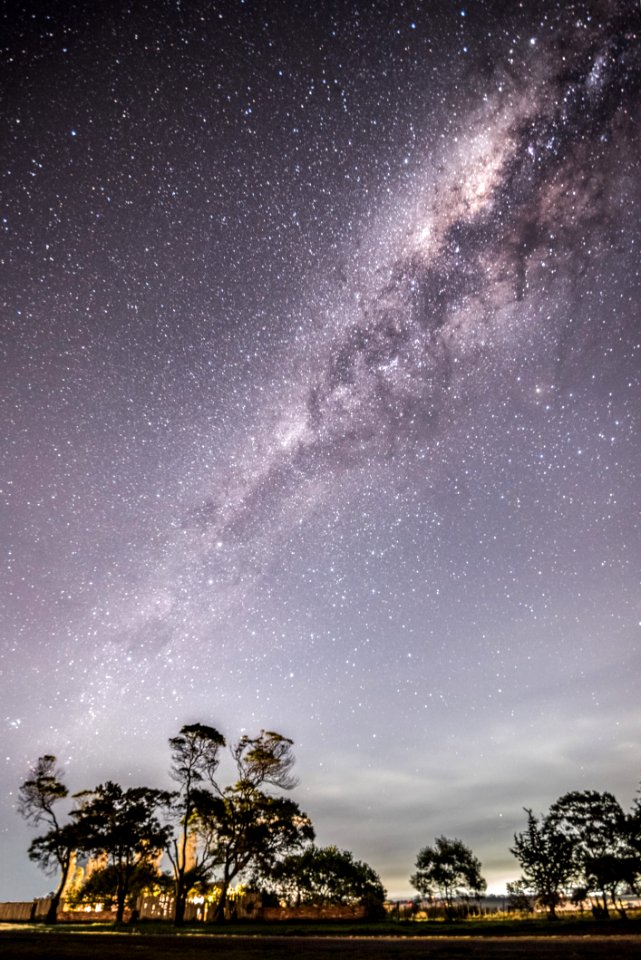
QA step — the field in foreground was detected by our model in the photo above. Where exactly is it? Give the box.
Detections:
[2,925,641,960]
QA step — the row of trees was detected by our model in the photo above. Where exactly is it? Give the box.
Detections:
[19,726,641,925]
[18,724,385,925]
[408,789,641,921]
[509,790,641,919]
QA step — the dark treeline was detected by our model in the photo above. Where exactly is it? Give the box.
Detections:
[406,786,641,922]
[507,789,641,920]
[17,723,385,925]
[17,723,641,925]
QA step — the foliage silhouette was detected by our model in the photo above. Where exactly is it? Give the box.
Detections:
[165,723,226,924]
[165,724,312,924]
[72,782,170,924]
[548,790,631,918]
[410,836,486,920]
[18,756,78,924]
[510,809,575,919]
[267,844,386,915]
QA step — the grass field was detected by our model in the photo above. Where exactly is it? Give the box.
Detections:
[2,919,641,959]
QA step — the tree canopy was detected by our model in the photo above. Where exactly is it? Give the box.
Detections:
[548,790,632,917]
[268,844,386,914]
[205,785,314,920]
[71,782,170,923]
[510,808,575,919]
[232,731,298,791]
[411,836,486,918]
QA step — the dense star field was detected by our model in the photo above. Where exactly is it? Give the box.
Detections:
[1,0,640,899]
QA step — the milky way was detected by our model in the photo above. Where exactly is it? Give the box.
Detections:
[2,0,641,898]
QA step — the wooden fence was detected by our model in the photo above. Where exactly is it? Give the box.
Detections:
[0,899,51,922]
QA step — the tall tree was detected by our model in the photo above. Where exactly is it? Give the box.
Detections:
[165,725,314,923]
[510,809,575,919]
[209,731,311,922]
[72,782,170,924]
[410,836,486,920]
[18,755,77,923]
[548,790,629,917]
[166,723,226,925]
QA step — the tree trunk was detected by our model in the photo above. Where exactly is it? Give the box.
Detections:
[213,882,229,923]
[174,877,187,926]
[602,890,609,918]
[591,893,609,918]
[544,890,558,921]
[45,894,60,925]
[46,852,73,924]
[116,883,127,925]
[612,887,627,920]
[443,893,455,922]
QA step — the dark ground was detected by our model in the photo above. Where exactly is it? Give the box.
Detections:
[2,930,641,960]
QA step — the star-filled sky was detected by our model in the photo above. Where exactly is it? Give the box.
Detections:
[1,0,640,901]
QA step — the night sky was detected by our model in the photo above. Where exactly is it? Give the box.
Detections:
[2,0,640,901]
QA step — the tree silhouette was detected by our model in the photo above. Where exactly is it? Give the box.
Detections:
[205,785,314,921]
[166,723,226,925]
[165,724,314,923]
[232,731,299,791]
[548,790,630,917]
[72,782,170,924]
[510,809,575,919]
[268,844,386,915]
[411,836,486,920]
[17,755,77,923]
